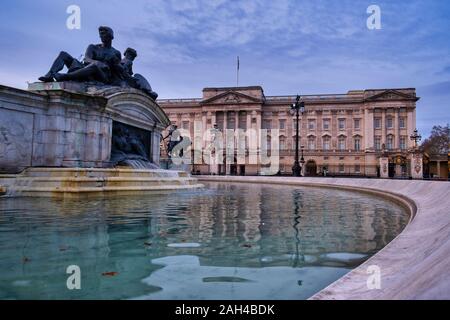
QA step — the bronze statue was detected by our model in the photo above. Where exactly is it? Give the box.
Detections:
[38,27,158,100]
[116,48,158,100]
[39,26,121,83]
[110,123,150,165]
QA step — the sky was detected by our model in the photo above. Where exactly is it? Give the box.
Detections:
[0,0,449,137]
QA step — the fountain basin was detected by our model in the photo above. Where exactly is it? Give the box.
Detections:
[0,181,409,300]
[197,175,450,300]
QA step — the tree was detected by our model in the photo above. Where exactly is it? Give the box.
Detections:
[420,124,450,155]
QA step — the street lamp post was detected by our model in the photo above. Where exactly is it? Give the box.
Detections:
[290,95,305,177]
[410,128,422,149]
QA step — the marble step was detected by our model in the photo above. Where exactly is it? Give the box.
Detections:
[6,176,199,188]
[21,167,190,178]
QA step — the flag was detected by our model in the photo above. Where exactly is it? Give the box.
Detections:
[237,56,239,71]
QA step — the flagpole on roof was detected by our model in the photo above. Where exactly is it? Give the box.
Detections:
[236,56,239,87]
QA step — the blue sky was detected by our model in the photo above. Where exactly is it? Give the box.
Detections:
[0,0,449,137]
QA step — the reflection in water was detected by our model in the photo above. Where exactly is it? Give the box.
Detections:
[292,189,304,267]
[0,182,409,300]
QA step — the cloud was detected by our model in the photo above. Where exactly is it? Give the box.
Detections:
[437,66,450,75]
[418,81,450,96]
[0,0,449,136]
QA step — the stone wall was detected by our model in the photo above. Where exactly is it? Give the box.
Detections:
[0,84,170,173]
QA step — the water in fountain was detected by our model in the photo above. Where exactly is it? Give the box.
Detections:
[122,159,160,170]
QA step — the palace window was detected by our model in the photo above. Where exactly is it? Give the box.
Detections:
[400,136,407,150]
[323,119,330,130]
[308,136,316,150]
[399,117,406,129]
[338,136,346,150]
[386,135,394,150]
[182,121,189,130]
[338,119,346,130]
[263,120,272,129]
[387,117,393,129]
[292,119,300,131]
[308,119,315,130]
[354,137,361,151]
[375,136,381,150]
[354,119,360,130]
[280,136,286,150]
[238,113,247,130]
[339,164,345,173]
[227,118,236,129]
[323,136,331,150]
[355,164,361,173]
[279,119,286,129]
[374,118,381,129]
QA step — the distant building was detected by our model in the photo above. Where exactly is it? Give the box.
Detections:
[158,86,420,177]
[423,153,449,180]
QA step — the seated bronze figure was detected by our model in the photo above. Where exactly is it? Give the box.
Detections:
[38,26,158,100]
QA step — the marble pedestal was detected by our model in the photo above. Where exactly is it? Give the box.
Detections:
[0,82,170,173]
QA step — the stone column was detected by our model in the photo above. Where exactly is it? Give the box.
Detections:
[407,109,414,148]
[381,110,386,145]
[364,108,374,150]
[235,111,239,150]
[394,108,399,149]
[331,112,337,150]
[177,113,182,128]
[246,112,252,132]
[202,112,207,148]
[211,111,216,127]
[437,161,441,178]
[256,111,261,149]
[223,111,228,131]
[189,113,196,141]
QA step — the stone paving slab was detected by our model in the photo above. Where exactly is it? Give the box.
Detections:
[197,175,450,300]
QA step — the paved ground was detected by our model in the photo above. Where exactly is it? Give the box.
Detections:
[197,175,450,300]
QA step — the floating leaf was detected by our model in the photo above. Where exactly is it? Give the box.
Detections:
[102,271,118,277]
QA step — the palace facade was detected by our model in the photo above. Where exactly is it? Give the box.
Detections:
[158,86,419,177]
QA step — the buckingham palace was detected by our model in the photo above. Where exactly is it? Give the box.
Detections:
[158,86,420,178]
